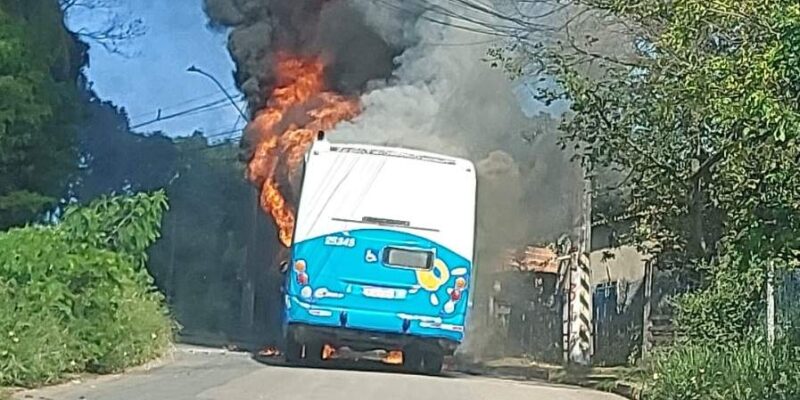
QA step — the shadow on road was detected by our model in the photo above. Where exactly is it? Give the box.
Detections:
[251,353,457,379]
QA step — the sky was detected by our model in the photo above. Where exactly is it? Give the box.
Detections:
[66,0,244,142]
[64,0,564,143]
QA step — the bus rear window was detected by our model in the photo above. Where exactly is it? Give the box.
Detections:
[383,247,434,270]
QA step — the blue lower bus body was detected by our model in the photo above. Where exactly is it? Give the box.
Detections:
[281,228,473,366]
[283,294,462,355]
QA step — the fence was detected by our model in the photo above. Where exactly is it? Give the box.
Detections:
[592,266,692,365]
[483,270,563,363]
[776,269,800,340]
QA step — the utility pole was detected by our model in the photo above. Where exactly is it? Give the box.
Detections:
[582,173,592,260]
[240,188,259,333]
[187,65,255,336]
[579,173,594,363]
[641,261,654,361]
[167,213,177,303]
[565,169,594,366]
[767,259,776,347]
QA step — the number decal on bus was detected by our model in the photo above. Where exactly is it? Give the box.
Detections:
[324,235,356,248]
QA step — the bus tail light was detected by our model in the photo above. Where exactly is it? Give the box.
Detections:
[294,260,309,285]
[297,272,309,285]
[455,277,467,289]
[450,278,466,301]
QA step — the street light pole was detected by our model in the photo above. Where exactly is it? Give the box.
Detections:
[188,65,254,333]
[186,65,248,121]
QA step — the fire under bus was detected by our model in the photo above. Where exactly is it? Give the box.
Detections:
[281,132,477,374]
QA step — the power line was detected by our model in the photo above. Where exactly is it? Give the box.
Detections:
[206,127,244,140]
[192,121,243,136]
[372,0,563,40]
[130,98,232,130]
[175,101,245,119]
[187,65,249,121]
[419,37,502,47]
[127,86,238,121]
[373,0,512,37]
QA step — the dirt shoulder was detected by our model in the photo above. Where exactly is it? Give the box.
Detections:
[455,357,644,400]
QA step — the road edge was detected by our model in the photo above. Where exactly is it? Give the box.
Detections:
[455,362,642,400]
[5,344,182,399]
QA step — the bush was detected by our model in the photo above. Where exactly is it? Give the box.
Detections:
[645,339,800,400]
[675,265,765,345]
[0,192,173,387]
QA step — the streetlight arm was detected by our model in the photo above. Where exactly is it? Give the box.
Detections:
[187,65,249,121]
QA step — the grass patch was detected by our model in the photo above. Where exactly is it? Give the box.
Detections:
[0,192,173,387]
[470,357,645,398]
[644,339,800,400]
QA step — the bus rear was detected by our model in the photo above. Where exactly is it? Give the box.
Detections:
[281,135,476,373]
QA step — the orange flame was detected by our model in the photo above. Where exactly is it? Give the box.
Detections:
[322,344,336,360]
[383,350,403,365]
[247,54,360,247]
[258,346,281,357]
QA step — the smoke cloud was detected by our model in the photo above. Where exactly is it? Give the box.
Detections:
[331,2,583,358]
[329,4,583,257]
[204,0,584,357]
[203,0,407,109]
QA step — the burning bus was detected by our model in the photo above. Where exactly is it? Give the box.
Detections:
[280,132,477,374]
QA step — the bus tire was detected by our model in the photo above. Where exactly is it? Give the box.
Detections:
[304,339,324,366]
[421,350,443,375]
[403,347,423,373]
[284,332,302,364]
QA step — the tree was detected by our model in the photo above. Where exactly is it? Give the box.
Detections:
[532,0,800,339]
[144,136,281,344]
[71,99,280,343]
[59,0,145,56]
[73,91,179,200]
[0,0,86,229]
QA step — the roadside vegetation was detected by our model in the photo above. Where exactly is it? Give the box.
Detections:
[645,338,800,400]
[543,1,800,398]
[0,0,173,388]
[490,0,800,398]
[0,192,173,387]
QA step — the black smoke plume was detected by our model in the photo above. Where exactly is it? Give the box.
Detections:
[203,0,415,111]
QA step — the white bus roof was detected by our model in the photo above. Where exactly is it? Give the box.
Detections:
[311,140,475,170]
[295,138,477,260]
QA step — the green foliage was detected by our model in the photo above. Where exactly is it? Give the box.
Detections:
[145,138,277,342]
[674,260,765,344]
[527,0,800,273]
[516,1,800,396]
[0,191,172,387]
[75,98,273,343]
[62,190,169,264]
[644,339,800,400]
[492,0,800,349]
[0,190,54,224]
[0,0,86,228]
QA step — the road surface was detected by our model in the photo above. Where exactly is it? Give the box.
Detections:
[16,346,623,400]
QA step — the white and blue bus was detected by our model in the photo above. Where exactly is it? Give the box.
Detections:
[281,132,477,374]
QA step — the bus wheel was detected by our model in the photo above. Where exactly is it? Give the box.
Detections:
[421,351,443,375]
[304,339,324,366]
[402,347,423,373]
[284,333,302,364]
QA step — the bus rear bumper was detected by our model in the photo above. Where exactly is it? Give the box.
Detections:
[286,323,458,355]
[283,295,463,354]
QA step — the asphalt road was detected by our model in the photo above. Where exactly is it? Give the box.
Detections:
[16,346,623,400]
